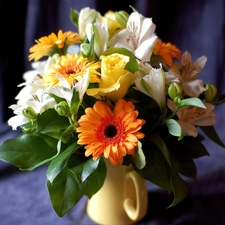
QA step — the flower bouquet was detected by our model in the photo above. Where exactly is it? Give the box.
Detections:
[0,5,225,218]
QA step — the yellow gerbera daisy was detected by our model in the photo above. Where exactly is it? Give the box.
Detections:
[29,30,81,61]
[76,99,145,165]
[153,38,181,66]
[42,53,101,87]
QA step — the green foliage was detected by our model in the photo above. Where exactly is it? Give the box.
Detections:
[37,108,71,135]
[131,141,146,169]
[0,133,58,171]
[163,119,183,140]
[70,8,79,29]
[134,147,171,191]
[47,156,106,216]
[200,126,225,148]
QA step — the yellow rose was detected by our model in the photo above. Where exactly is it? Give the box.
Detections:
[86,53,137,102]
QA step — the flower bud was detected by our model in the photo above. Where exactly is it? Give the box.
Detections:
[22,106,37,119]
[54,101,70,116]
[204,83,217,102]
[168,82,183,100]
[115,11,129,27]
[173,96,182,105]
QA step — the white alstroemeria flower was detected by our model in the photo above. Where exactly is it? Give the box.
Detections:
[15,57,56,104]
[20,57,53,88]
[46,75,73,106]
[20,61,46,87]
[86,21,109,57]
[8,57,57,130]
[167,99,216,137]
[135,62,166,112]
[46,71,90,106]
[8,106,29,130]
[166,51,207,97]
[78,7,102,40]
[108,11,157,61]
[8,86,56,130]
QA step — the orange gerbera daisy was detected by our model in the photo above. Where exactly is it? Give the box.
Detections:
[29,30,81,61]
[153,39,181,66]
[76,99,145,165]
[42,53,101,87]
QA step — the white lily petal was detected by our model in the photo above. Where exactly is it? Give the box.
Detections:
[135,36,157,61]
[56,74,71,89]
[8,115,29,130]
[74,69,90,102]
[86,22,108,56]
[46,86,73,106]
[78,7,102,40]
[135,64,166,111]
[108,11,157,60]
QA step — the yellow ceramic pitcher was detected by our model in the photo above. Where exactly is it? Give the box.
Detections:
[86,158,148,225]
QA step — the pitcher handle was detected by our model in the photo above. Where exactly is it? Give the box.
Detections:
[123,170,148,221]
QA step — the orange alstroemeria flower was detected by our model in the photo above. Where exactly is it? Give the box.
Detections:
[76,99,145,165]
[153,39,181,66]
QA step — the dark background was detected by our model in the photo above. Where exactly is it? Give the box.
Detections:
[0,0,225,224]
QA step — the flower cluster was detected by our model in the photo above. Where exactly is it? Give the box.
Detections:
[0,6,224,217]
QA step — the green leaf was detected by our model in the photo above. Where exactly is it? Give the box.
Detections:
[83,157,106,198]
[47,157,106,217]
[46,142,80,183]
[168,155,189,207]
[70,88,80,114]
[179,160,197,180]
[135,146,189,207]
[200,126,225,148]
[46,166,84,217]
[56,125,76,152]
[163,119,183,139]
[70,8,79,28]
[168,170,188,207]
[37,109,70,134]
[102,47,139,73]
[0,133,58,171]
[134,148,171,190]
[149,134,172,167]
[131,141,146,169]
[69,156,101,183]
[168,136,209,159]
[179,97,206,109]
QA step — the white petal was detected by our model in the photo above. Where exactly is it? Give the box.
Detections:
[8,115,28,130]
[135,36,157,60]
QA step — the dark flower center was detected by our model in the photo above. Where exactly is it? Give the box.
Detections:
[104,125,117,138]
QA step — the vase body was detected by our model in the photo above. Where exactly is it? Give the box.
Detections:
[86,159,148,225]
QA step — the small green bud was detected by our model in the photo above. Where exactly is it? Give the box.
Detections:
[173,96,182,105]
[204,83,217,102]
[22,106,37,119]
[115,10,129,27]
[54,101,70,116]
[168,82,183,100]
